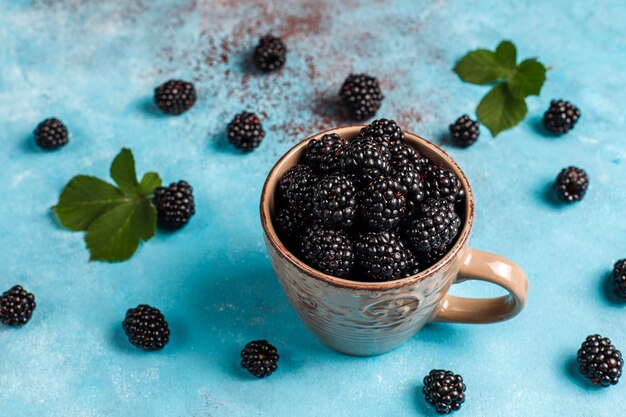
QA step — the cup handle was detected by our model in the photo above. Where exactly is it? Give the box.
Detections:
[433,248,528,323]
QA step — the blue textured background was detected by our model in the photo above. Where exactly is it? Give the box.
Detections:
[1,0,625,415]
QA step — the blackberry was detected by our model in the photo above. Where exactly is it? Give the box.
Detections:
[360,119,404,146]
[449,115,479,147]
[0,285,36,327]
[612,259,626,300]
[417,246,448,269]
[340,136,390,186]
[388,141,419,167]
[253,35,286,72]
[577,334,623,387]
[241,340,279,378]
[339,74,384,121]
[554,166,588,202]
[227,111,266,152]
[122,305,170,350]
[34,118,69,150]
[391,163,424,216]
[312,174,358,228]
[360,175,407,231]
[278,164,318,208]
[274,206,310,242]
[301,223,354,278]
[543,99,581,134]
[403,198,461,254]
[422,165,465,204]
[401,251,421,278]
[355,231,412,281]
[154,79,196,115]
[303,133,348,173]
[423,370,466,414]
[154,181,195,230]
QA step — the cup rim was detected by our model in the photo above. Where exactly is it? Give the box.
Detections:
[260,125,475,291]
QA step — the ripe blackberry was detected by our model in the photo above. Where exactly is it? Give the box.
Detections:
[423,370,466,414]
[340,136,390,186]
[0,285,36,327]
[577,334,623,387]
[227,111,265,152]
[388,141,419,167]
[355,231,412,281]
[154,180,195,230]
[34,118,69,150]
[253,35,286,72]
[303,133,348,173]
[449,115,479,147]
[339,74,384,121]
[241,340,279,378]
[391,163,424,216]
[360,175,407,231]
[612,259,626,300]
[274,206,310,242]
[301,223,354,278]
[154,79,196,115]
[278,164,318,209]
[417,246,448,269]
[403,198,461,254]
[543,99,581,134]
[554,166,588,202]
[312,174,358,228]
[122,305,170,350]
[360,119,404,146]
[422,165,465,204]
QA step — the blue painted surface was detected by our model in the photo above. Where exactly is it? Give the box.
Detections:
[0,0,625,415]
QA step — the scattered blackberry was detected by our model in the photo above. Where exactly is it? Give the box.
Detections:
[612,259,626,301]
[360,175,406,231]
[422,165,465,204]
[301,223,354,278]
[360,119,404,146]
[340,136,390,186]
[339,74,384,121]
[391,163,424,216]
[228,111,266,152]
[355,231,412,281]
[34,118,69,150]
[577,334,623,387]
[423,370,466,414]
[543,99,581,134]
[449,115,479,147]
[403,198,461,254]
[274,206,310,242]
[312,174,358,228]
[122,305,170,350]
[0,285,36,327]
[303,133,348,173]
[554,166,588,202]
[253,35,287,72]
[154,181,195,230]
[241,340,279,378]
[154,80,196,115]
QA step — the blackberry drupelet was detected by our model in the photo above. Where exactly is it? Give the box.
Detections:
[312,174,358,228]
[554,166,588,202]
[34,118,69,150]
[360,175,407,231]
[543,99,581,134]
[360,119,404,146]
[301,223,354,278]
[253,35,287,72]
[274,206,310,242]
[154,79,196,115]
[340,136,390,186]
[122,305,170,350]
[423,369,466,414]
[355,231,412,281]
[422,165,465,204]
[303,133,348,173]
[577,334,623,387]
[227,111,266,152]
[449,115,479,147]
[403,198,461,254]
[154,180,195,230]
[339,74,384,121]
[612,259,626,300]
[0,285,36,327]
[241,340,279,378]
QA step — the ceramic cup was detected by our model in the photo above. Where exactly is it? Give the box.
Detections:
[260,126,528,356]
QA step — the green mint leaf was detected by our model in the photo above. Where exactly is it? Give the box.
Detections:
[495,41,516,70]
[453,49,508,85]
[138,172,162,196]
[477,83,528,137]
[507,58,546,99]
[85,198,156,262]
[110,148,139,196]
[54,175,126,231]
